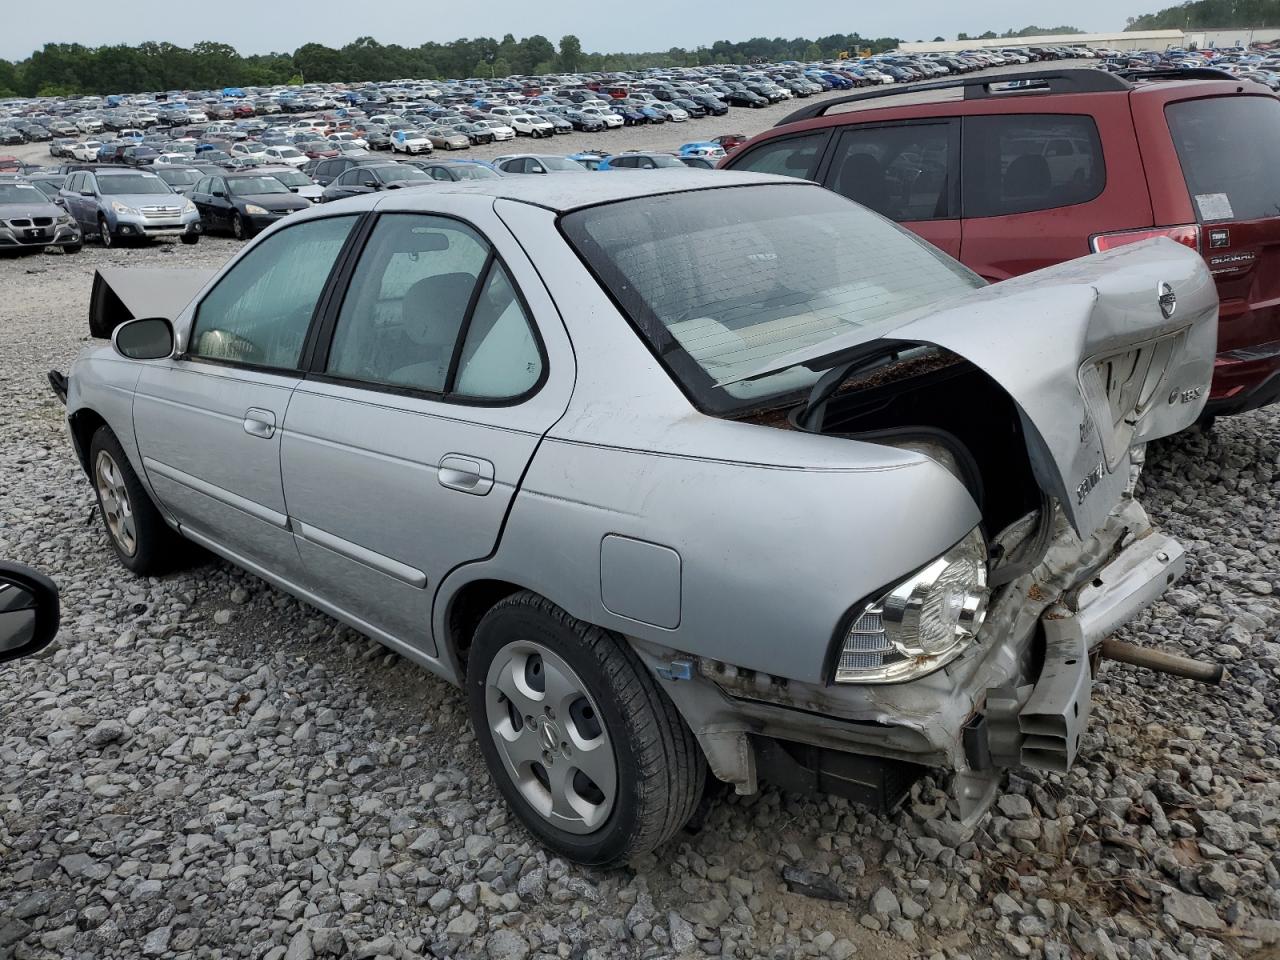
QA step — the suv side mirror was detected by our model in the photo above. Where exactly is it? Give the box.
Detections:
[0,562,60,666]
[113,317,175,360]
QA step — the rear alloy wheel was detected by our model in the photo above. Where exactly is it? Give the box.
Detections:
[468,591,705,866]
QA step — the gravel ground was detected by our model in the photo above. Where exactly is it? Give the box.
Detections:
[2,173,1279,959]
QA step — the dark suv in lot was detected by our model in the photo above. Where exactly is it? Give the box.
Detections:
[725,69,1280,417]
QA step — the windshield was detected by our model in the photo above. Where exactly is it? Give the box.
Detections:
[561,184,983,411]
[0,183,47,204]
[382,166,429,182]
[450,164,500,180]
[537,156,582,171]
[98,174,172,196]
[271,170,310,187]
[157,169,200,185]
[229,176,290,196]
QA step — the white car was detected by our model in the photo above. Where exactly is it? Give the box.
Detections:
[390,129,434,154]
[152,153,195,166]
[328,131,369,149]
[492,113,555,138]
[185,110,209,124]
[75,118,103,134]
[474,119,516,142]
[230,142,268,158]
[70,140,103,161]
[262,146,308,168]
[578,106,624,129]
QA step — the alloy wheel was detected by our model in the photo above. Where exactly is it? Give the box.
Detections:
[484,640,616,835]
[94,450,136,556]
[99,219,112,247]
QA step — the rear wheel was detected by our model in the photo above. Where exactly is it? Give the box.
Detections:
[468,591,705,866]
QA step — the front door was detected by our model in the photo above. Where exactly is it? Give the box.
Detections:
[280,207,572,656]
[133,214,360,572]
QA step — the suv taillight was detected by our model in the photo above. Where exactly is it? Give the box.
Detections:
[1090,225,1201,254]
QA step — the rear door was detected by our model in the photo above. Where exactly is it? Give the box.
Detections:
[958,106,1152,280]
[280,203,574,657]
[1155,93,1280,410]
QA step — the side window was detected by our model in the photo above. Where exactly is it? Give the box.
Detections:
[963,114,1105,218]
[729,132,828,180]
[324,215,490,393]
[431,167,451,181]
[324,214,542,401]
[335,169,357,186]
[84,175,98,194]
[612,156,634,169]
[357,169,377,187]
[194,177,209,194]
[189,216,356,369]
[454,261,543,399]
[827,121,956,221]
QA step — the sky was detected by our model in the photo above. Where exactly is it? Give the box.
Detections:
[0,0,1168,61]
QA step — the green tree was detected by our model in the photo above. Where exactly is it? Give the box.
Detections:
[558,34,583,72]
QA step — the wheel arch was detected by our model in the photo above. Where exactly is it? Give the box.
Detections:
[68,407,108,474]
[440,577,528,672]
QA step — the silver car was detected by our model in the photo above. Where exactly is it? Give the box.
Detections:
[58,172,1218,866]
[0,179,81,252]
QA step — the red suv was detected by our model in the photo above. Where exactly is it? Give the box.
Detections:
[724,69,1280,416]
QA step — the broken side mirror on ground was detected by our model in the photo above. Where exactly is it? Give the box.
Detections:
[0,562,61,666]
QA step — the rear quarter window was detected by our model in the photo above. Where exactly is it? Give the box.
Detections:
[1166,96,1280,222]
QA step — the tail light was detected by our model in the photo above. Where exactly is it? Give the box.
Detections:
[1090,224,1200,255]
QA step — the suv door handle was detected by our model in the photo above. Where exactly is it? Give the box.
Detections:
[438,454,494,496]
[242,408,276,439]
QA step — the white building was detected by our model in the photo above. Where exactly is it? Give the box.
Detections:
[1186,27,1280,49]
[900,30,1185,54]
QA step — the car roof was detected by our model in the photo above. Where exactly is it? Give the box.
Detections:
[348,169,788,214]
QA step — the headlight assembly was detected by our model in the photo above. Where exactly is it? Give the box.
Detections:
[243,204,269,215]
[110,200,138,216]
[834,528,989,684]
[182,200,197,214]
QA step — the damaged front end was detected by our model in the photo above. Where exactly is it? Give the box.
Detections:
[636,239,1221,823]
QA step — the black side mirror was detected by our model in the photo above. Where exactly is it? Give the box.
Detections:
[0,562,60,666]
[113,317,175,360]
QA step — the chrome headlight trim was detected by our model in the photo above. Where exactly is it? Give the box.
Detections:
[834,528,989,684]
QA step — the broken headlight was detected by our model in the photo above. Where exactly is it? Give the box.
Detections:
[835,528,989,684]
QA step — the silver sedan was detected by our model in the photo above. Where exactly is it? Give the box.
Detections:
[59,171,1217,866]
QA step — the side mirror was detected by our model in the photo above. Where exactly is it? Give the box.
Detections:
[212,189,226,198]
[0,562,60,666]
[113,317,175,360]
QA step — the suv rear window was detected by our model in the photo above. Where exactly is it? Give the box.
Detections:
[963,114,1104,218]
[1166,96,1280,223]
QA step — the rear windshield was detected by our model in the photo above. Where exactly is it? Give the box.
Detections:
[561,183,983,412]
[1166,96,1280,222]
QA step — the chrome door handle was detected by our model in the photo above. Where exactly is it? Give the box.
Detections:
[438,454,495,496]
[242,408,276,439]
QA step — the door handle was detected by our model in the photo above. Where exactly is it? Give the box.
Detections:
[438,454,495,496]
[242,407,276,439]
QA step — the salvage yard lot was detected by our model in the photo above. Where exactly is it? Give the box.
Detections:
[1,231,1278,960]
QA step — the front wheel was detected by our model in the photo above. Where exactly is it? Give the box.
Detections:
[98,216,113,247]
[467,591,705,867]
[231,213,247,241]
[89,426,192,575]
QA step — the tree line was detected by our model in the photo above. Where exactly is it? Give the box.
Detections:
[1126,0,1280,29]
[0,32,902,99]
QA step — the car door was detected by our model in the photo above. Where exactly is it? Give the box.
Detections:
[279,205,573,657]
[60,173,84,225]
[132,214,360,573]
[821,120,963,258]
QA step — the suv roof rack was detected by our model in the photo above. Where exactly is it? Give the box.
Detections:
[776,69,1132,126]
[1115,67,1239,82]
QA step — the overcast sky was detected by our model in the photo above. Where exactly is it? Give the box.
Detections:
[1,0,1166,61]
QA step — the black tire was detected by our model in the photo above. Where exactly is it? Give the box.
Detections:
[467,591,705,867]
[231,213,247,241]
[180,233,199,246]
[88,426,191,575]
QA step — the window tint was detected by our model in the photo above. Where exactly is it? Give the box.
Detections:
[1166,96,1280,223]
[827,122,955,221]
[963,114,1104,218]
[454,262,542,399]
[190,216,356,369]
[729,132,827,180]
[325,214,490,394]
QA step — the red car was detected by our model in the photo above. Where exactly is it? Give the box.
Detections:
[711,133,748,152]
[724,69,1280,417]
